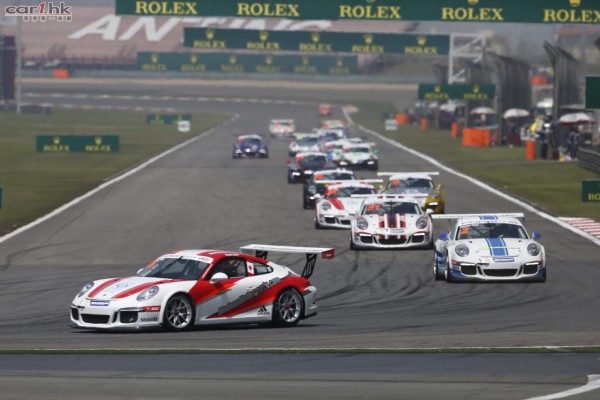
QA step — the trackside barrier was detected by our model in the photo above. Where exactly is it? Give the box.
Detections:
[462,128,491,147]
[526,140,535,160]
[420,118,428,131]
[451,122,458,138]
[395,113,410,125]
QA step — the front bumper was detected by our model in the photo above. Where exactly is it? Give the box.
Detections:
[70,302,163,330]
[447,260,546,282]
[338,159,378,170]
[316,214,352,229]
[352,230,432,249]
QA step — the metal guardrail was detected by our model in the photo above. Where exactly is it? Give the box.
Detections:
[578,146,600,175]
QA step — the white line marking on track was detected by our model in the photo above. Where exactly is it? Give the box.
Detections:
[523,375,600,400]
[0,114,239,245]
[342,109,600,247]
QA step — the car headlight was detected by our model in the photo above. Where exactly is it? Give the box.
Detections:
[321,201,332,211]
[357,217,369,230]
[455,244,470,257]
[308,186,317,195]
[416,216,428,229]
[527,243,540,256]
[77,282,94,298]
[137,286,159,301]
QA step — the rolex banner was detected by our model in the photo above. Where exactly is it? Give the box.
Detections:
[418,84,496,101]
[137,52,359,76]
[183,28,450,56]
[117,0,600,24]
[36,136,120,153]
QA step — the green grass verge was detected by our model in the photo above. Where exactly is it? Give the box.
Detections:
[353,101,600,221]
[0,109,229,236]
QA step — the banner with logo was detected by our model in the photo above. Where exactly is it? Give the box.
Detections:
[36,136,120,153]
[418,84,496,101]
[183,28,450,56]
[116,0,600,24]
[137,52,359,75]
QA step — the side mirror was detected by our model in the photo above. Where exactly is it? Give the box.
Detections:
[210,272,229,284]
[439,233,449,241]
[532,232,541,240]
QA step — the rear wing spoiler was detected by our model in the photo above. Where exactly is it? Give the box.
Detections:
[239,244,334,279]
[315,179,383,185]
[377,172,440,178]
[350,194,406,200]
[431,213,524,220]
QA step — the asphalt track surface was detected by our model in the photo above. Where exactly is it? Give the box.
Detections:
[1,79,599,399]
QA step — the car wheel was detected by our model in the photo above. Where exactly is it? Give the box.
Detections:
[350,237,358,250]
[272,289,303,327]
[314,218,322,229]
[164,294,195,331]
[434,251,445,281]
[445,258,454,283]
[287,174,294,184]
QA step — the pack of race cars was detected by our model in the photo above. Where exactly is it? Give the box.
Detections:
[70,112,546,332]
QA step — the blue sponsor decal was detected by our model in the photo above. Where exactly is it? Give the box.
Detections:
[90,300,110,307]
[480,215,497,221]
[486,238,508,256]
[493,257,514,263]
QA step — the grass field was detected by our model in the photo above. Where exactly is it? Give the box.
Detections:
[0,109,229,236]
[352,101,600,221]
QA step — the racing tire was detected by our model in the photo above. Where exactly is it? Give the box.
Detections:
[314,218,322,229]
[287,174,294,184]
[350,237,360,251]
[272,289,303,327]
[434,251,445,281]
[444,259,454,283]
[164,294,195,332]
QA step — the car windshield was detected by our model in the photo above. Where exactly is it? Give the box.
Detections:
[298,138,318,146]
[298,155,327,165]
[315,172,354,181]
[362,201,421,215]
[137,257,210,280]
[387,178,433,194]
[241,138,262,146]
[349,147,371,153]
[455,223,528,240]
[327,187,375,198]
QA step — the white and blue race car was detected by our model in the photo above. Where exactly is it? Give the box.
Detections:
[432,213,546,282]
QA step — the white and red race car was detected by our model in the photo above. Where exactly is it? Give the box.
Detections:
[350,195,433,250]
[70,245,334,331]
[314,180,382,229]
[269,119,295,137]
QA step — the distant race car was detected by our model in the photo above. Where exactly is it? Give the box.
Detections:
[318,104,332,116]
[269,119,295,137]
[314,180,381,229]
[322,138,363,164]
[232,134,269,159]
[432,213,546,282]
[289,133,320,156]
[350,195,433,250]
[288,152,337,184]
[338,142,379,171]
[70,244,334,331]
[302,168,355,209]
[378,172,444,214]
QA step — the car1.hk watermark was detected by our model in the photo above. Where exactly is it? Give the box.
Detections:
[4,2,72,22]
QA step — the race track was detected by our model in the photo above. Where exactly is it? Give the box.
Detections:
[0,80,599,351]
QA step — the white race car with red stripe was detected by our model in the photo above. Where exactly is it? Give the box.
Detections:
[350,195,433,250]
[314,180,381,229]
[70,245,334,331]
